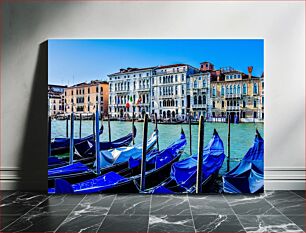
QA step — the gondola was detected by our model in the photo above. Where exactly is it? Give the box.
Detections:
[146,129,226,194]
[48,129,157,188]
[49,129,186,194]
[48,126,137,169]
[223,129,264,194]
[51,125,104,155]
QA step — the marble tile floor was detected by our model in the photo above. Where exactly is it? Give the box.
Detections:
[0,191,304,233]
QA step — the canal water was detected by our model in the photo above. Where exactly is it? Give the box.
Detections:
[51,120,264,176]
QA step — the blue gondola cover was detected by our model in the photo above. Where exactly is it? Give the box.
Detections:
[170,132,225,190]
[95,130,157,168]
[48,162,90,177]
[223,133,264,193]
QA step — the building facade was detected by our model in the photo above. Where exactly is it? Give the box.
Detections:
[107,62,264,122]
[48,84,66,117]
[188,62,213,120]
[152,64,198,120]
[108,67,155,118]
[209,65,264,122]
[64,80,109,116]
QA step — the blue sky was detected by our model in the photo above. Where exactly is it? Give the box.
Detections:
[48,39,264,85]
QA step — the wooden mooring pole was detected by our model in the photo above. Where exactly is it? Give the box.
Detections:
[155,113,159,151]
[95,106,101,175]
[227,115,231,172]
[66,116,69,138]
[79,113,82,138]
[108,114,112,143]
[140,114,148,191]
[189,114,192,156]
[132,111,135,145]
[69,112,74,165]
[92,113,95,141]
[196,115,204,194]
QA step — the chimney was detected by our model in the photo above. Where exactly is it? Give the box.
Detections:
[248,66,253,79]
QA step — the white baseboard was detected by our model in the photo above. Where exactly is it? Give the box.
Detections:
[0,167,305,191]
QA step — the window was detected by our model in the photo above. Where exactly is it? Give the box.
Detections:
[222,101,224,108]
[182,86,184,95]
[233,85,236,94]
[194,81,198,88]
[243,83,247,94]
[203,80,206,87]
[237,85,241,94]
[253,112,257,118]
[253,83,258,95]
[182,74,185,81]
[88,88,90,94]
[175,75,178,82]
[182,100,184,107]
[194,96,197,105]
[212,101,215,108]
[230,85,233,94]
[253,100,257,108]
[243,101,246,108]
[221,86,225,96]
[212,87,216,97]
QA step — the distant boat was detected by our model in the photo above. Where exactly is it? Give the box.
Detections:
[48,126,136,169]
[147,129,226,194]
[223,129,264,193]
[48,129,157,188]
[49,130,186,194]
[51,125,104,155]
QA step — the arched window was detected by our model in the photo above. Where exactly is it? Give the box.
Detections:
[194,96,197,105]
[233,85,237,94]
[226,86,229,95]
[203,95,206,104]
[221,86,225,96]
[198,96,202,104]
[212,86,216,96]
[203,80,206,87]
[237,85,241,94]
[194,80,198,88]
[230,85,233,94]
[253,83,258,95]
[243,83,247,94]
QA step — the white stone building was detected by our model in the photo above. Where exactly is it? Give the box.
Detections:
[108,67,155,118]
[188,71,211,120]
[151,64,199,120]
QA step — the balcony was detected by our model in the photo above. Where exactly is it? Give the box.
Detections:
[226,106,240,111]
[137,86,150,92]
[192,104,207,109]
[225,94,242,99]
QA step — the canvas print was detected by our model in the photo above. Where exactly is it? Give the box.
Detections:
[48,39,264,194]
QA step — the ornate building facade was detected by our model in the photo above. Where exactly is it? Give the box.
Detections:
[64,80,109,115]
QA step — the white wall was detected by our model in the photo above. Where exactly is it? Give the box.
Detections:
[1,1,304,190]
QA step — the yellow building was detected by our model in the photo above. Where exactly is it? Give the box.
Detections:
[210,66,264,122]
[64,80,109,116]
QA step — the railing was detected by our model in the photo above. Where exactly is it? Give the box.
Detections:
[226,106,240,111]
[192,104,207,109]
[225,94,242,98]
